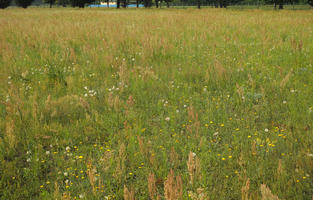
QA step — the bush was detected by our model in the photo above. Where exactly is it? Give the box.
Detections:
[15,0,34,8]
[0,0,11,8]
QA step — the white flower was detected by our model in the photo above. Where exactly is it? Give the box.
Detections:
[46,151,50,155]
[65,179,69,184]
[283,100,287,104]
[265,128,269,132]
[213,132,219,136]
[66,146,70,151]
[27,158,31,162]
[64,172,68,176]
[79,194,84,199]
[165,117,170,121]
[176,110,179,113]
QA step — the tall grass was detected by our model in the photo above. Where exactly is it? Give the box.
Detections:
[0,8,312,199]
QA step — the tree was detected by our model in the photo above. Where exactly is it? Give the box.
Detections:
[0,0,11,8]
[45,0,55,7]
[57,0,70,7]
[143,0,152,7]
[71,0,94,7]
[15,0,34,8]
[307,0,312,5]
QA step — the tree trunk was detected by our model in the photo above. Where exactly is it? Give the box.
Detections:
[156,0,158,7]
[117,0,120,8]
[136,0,139,7]
[197,0,200,8]
[50,2,52,7]
[278,3,283,9]
[107,0,109,7]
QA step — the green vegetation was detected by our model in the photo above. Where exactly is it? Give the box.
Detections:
[0,8,312,200]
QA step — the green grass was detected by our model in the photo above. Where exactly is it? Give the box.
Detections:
[0,8,312,200]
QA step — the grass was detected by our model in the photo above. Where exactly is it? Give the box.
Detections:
[0,7,312,200]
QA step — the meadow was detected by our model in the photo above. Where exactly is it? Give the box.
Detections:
[0,8,312,199]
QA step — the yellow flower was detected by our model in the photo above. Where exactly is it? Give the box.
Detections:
[79,156,83,159]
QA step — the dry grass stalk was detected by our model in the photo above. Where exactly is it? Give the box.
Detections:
[251,141,257,156]
[241,178,250,200]
[280,69,293,89]
[277,159,283,177]
[188,188,208,200]
[236,83,244,101]
[149,151,156,168]
[87,159,96,194]
[100,149,112,172]
[124,185,135,200]
[187,106,200,136]
[148,173,157,200]
[187,151,201,185]
[107,93,121,111]
[114,143,126,183]
[127,95,134,106]
[43,95,88,120]
[214,59,227,80]
[164,169,183,200]
[54,181,60,199]
[137,135,148,157]
[248,73,255,89]
[170,147,180,168]
[4,102,16,149]
[260,184,280,200]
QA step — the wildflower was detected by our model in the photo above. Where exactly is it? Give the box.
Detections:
[46,151,50,155]
[220,123,224,127]
[64,172,68,176]
[78,156,83,159]
[165,117,170,121]
[27,158,31,162]
[265,128,269,132]
[283,100,287,104]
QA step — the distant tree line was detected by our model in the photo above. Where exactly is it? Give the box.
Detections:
[0,0,312,9]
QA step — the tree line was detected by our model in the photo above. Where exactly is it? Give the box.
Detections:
[0,0,312,10]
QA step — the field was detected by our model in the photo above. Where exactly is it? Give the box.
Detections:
[0,8,312,199]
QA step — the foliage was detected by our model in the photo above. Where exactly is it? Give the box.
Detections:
[0,8,313,200]
[15,0,34,8]
[44,0,56,7]
[71,0,94,7]
[0,0,11,8]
